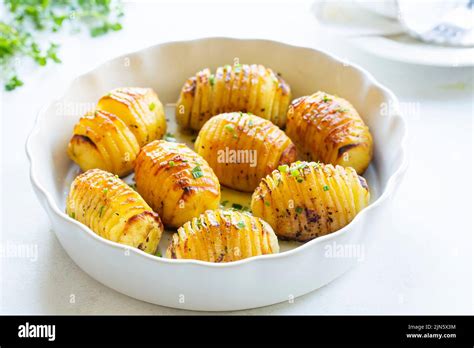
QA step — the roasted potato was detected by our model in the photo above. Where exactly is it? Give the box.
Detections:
[66,169,163,253]
[176,64,291,130]
[67,109,140,177]
[251,162,370,242]
[286,92,373,174]
[67,87,166,176]
[195,112,297,192]
[166,209,279,262]
[134,140,221,228]
[97,87,166,146]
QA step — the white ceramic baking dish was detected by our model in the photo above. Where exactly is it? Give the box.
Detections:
[26,38,407,311]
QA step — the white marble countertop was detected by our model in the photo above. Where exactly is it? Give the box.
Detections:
[1,0,472,314]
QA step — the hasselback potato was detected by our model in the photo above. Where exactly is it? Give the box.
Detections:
[67,109,140,177]
[251,162,370,242]
[176,64,291,130]
[166,209,279,262]
[286,91,373,174]
[195,112,297,192]
[134,140,221,228]
[97,87,166,146]
[67,87,166,176]
[66,169,163,253]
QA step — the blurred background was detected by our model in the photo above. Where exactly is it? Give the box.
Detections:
[1,0,472,314]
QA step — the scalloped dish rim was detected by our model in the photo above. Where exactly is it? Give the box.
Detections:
[26,37,408,269]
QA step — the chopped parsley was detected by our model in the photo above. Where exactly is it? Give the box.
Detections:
[149,102,156,111]
[103,188,108,194]
[155,250,162,257]
[295,206,303,214]
[265,201,271,207]
[168,160,175,167]
[323,185,330,191]
[209,74,215,86]
[236,220,246,229]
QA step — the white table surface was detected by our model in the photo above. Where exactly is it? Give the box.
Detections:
[1,0,473,315]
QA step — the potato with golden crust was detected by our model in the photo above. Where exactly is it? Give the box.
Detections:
[67,109,140,177]
[97,87,166,146]
[194,112,297,192]
[66,169,163,253]
[67,87,167,177]
[176,64,291,130]
[251,162,370,242]
[166,209,279,262]
[286,92,373,174]
[134,140,221,228]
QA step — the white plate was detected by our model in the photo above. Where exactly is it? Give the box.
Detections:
[313,1,474,67]
[26,38,407,311]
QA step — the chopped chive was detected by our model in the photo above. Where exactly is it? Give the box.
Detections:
[196,219,203,229]
[291,169,300,177]
[278,164,289,173]
[164,133,177,142]
[191,165,204,179]
[224,124,235,132]
[232,203,243,210]
[99,205,105,217]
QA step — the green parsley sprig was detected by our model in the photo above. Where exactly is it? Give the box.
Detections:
[1,0,124,91]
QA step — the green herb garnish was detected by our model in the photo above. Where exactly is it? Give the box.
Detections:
[1,0,124,91]
[323,185,330,191]
[278,165,289,173]
[232,203,243,210]
[164,133,177,142]
[168,160,175,167]
[149,102,156,111]
[236,220,246,229]
[191,165,203,179]
[295,206,303,214]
